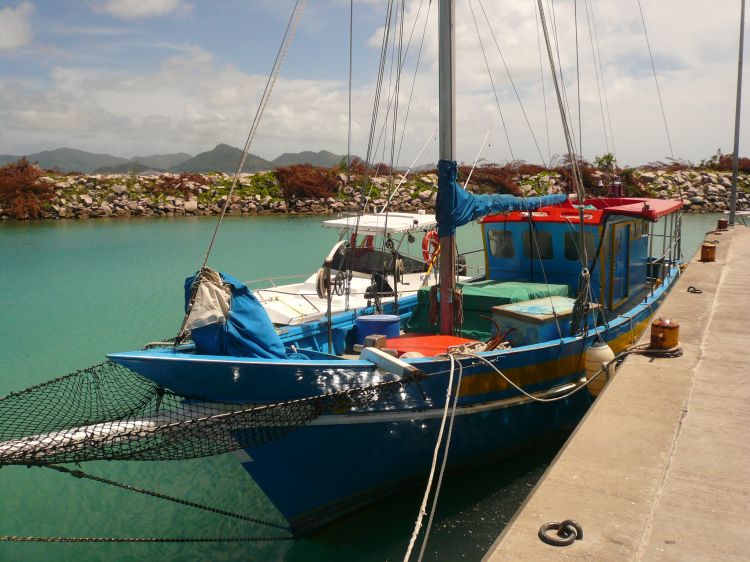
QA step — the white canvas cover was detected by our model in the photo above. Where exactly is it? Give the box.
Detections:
[185,268,231,331]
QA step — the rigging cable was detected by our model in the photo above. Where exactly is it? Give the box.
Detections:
[636,0,674,158]
[396,0,433,168]
[176,0,306,342]
[369,0,431,193]
[583,0,611,155]
[575,0,582,156]
[347,0,353,172]
[476,0,548,165]
[467,0,516,163]
[588,0,617,158]
[534,0,552,163]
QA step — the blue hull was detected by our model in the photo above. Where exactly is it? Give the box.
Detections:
[108,268,678,532]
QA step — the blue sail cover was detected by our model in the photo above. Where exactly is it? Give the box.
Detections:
[184,271,286,359]
[436,159,568,237]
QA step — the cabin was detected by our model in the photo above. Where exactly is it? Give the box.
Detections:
[404,197,683,348]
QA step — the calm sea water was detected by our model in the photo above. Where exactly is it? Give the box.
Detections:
[0,213,720,561]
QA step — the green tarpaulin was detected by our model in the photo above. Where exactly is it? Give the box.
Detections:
[406,280,570,341]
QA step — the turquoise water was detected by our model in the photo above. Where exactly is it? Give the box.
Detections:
[0,213,719,560]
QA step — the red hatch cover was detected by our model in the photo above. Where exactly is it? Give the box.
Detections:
[386,334,478,357]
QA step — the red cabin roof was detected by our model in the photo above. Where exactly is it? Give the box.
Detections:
[482,197,682,226]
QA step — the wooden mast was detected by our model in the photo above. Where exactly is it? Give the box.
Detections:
[438,0,456,335]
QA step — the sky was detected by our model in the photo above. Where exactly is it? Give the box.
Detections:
[0,0,747,167]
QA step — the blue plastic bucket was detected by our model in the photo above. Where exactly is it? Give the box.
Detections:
[355,314,400,344]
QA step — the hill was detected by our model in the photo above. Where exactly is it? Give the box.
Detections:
[0,148,128,173]
[271,150,348,168]
[128,152,192,170]
[93,162,165,174]
[170,144,273,173]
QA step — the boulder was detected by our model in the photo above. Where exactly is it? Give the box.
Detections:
[184,200,199,212]
[111,184,127,195]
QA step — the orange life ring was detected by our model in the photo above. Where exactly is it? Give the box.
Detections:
[422,230,440,263]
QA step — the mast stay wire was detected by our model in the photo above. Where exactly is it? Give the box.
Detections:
[475,0,548,166]
[467,0,516,163]
[176,0,306,341]
[636,0,675,159]
[582,0,611,156]
[395,0,433,169]
[575,0,582,157]
[547,0,581,160]
[588,0,617,159]
[534,0,552,163]
[367,0,429,196]
[536,0,588,267]
[347,0,353,172]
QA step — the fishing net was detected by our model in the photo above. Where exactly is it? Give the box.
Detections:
[0,361,414,467]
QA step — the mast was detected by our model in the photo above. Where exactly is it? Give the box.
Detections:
[729,0,745,226]
[438,0,457,334]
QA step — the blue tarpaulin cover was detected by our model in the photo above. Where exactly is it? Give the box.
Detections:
[436,159,568,237]
[184,271,286,359]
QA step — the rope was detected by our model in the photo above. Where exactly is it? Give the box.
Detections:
[1,535,292,544]
[587,0,617,158]
[534,0,552,163]
[347,0,353,172]
[476,0,547,165]
[43,464,291,532]
[636,0,674,159]
[177,0,306,341]
[464,128,493,189]
[582,0,610,155]
[467,0,515,163]
[416,357,464,562]
[403,353,456,562]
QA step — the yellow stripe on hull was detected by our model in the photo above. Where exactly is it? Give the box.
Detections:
[459,311,655,398]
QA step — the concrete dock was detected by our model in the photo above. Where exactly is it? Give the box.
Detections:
[486,226,749,561]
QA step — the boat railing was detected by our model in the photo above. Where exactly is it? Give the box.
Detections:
[647,216,682,295]
[244,274,309,288]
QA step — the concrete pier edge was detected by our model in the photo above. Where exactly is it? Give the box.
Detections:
[485,225,748,561]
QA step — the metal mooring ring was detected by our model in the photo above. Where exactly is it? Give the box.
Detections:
[687,286,703,294]
[538,519,583,547]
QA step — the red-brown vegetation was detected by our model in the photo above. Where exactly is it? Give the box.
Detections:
[151,172,210,197]
[275,164,338,200]
[0,158,52,219]
[457,163,524,196]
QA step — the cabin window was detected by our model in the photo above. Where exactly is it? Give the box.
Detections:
[488,230,515,258]
[564,231,597,261]
[522,230,553,260]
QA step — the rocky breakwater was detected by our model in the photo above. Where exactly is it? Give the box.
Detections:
[634,169,750,212]
[3,171,440,221]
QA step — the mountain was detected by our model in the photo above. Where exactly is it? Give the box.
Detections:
[271,150,348,168]
[93,162,166,174]
[0,148,127,173]
[128,152,192,170]
[170,144,273,173]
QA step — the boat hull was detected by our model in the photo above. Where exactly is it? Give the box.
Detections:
[108,266,678,532]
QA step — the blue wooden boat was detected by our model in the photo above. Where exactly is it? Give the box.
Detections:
[109,190,683,533]
[107,0,685,534]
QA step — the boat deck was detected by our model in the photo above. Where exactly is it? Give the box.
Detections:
[485,225,750,561]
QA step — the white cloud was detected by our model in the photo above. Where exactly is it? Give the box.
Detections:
[0,2,34,51]
[92,0,183,19]
[0,0,746,165]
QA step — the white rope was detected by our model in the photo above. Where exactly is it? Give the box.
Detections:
[416,357,464,562]
[463,128,493,189]
[381,128,437,213]
[463,351,611,403]
[403,355,456,562]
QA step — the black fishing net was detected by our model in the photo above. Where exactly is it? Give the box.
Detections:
[0,361,414,466]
